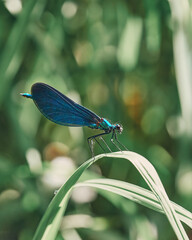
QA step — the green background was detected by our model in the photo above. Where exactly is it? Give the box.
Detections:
[0,0,192,239]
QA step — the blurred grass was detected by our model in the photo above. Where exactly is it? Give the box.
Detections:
[0,0,37,104]
[0,0,192,239]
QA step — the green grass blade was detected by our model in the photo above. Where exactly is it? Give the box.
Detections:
[76,179,192,228]
[33,151,189,240]
[33,154,104,240]
[108,152,189,240]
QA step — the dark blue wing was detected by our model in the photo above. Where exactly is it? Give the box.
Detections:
[31,83,101,127]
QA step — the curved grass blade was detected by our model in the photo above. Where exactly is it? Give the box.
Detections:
[33,151,190,240]
[76,179,192,229]
[33,154,102,240]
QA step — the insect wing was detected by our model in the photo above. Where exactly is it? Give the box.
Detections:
[31,83,101,126]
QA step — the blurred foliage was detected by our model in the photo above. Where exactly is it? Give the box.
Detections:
[0,0,192,239]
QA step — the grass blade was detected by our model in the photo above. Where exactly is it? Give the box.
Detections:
[76,179,192,229]
[33,151,189,240]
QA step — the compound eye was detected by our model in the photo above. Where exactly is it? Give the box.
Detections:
[116,124,123,133]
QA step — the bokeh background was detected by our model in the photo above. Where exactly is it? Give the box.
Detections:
[0,0,192,239]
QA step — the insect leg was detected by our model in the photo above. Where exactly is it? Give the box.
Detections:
[93,137,106,152]
[99,136,112,152]
[87,132,112,155]
[87,138,95,157]
[93,132,112,152]
[88,134,106,156]
[114,132,128,150]
[110,131,122,151]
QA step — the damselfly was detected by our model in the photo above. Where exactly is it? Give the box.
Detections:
[21,83,127,156]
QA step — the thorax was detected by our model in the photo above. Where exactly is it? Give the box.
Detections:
[99,118,112,129]
[89,118,115,131]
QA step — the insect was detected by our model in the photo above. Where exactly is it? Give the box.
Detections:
[21,83,127,156]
